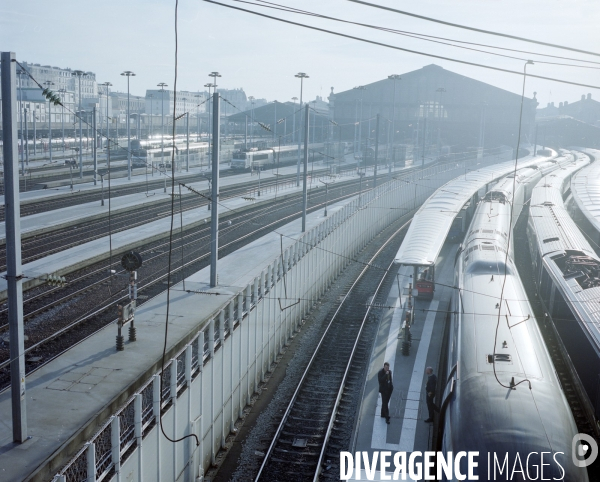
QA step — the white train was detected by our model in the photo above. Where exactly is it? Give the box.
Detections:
[230,143,324,170]
[527,153,600,421]
[442,164,587,480]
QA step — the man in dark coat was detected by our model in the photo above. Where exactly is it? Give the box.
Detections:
[378,362,393,424]
[424,366,439,423]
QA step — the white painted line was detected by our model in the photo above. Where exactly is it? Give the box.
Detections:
[397,300,439,452]
[371,296,402,450]
[370,299,439,452]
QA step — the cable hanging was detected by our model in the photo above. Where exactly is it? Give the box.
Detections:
[203,0,600,90]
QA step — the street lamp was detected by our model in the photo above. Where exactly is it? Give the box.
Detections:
[101,82,112,149]
[248,96,255,148]
[295,72,309,186]
[72,70,87,178]
[194,94,202,142]
[291,96,298,145]
[157,82,168,174]
[353,86,366,161]
[209,72,221,146]
[147,93,154,141]
[514,61,534,163]
[388,75,401,163]
[435,87,446,157]
[121,71,136,180]
[43,81,55,163]
[58,88,67,152]
[205,83,215,167]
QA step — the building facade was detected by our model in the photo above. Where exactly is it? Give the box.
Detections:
[537,94,600,127]
[332,64,538,155]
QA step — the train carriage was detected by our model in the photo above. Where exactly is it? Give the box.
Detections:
[442,163,588,480]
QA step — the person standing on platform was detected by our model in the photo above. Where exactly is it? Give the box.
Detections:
[378,362,394,424]
[424,366,439,423]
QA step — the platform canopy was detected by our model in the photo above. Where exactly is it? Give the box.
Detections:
[571,149,600,235]
[394,149,556,266]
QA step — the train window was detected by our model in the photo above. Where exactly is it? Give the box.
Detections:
[552,289,574,325]
[540,269,553,304]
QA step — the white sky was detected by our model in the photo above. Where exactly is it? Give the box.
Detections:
[2,0,599,109]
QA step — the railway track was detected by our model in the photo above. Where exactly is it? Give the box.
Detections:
[255,219,409,481]
[2,159,334,220]
[0,172,313,270]
[0,177,386,390]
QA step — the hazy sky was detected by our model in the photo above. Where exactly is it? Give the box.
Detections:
[2,0,599,108]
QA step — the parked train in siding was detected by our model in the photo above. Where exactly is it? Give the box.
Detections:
[526,153,600,423]
[441,164,588,480]
[230,144,324,170]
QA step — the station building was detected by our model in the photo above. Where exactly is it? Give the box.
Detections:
[330,64,538,155]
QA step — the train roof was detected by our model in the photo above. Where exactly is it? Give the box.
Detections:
[571,149,600,235]
[529,156,592,258]
[394,150,557,266]
[528,154,600,347]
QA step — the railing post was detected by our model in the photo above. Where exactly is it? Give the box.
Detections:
[134,393,143,482]
[86,441,96,482]
[110,416,120,477]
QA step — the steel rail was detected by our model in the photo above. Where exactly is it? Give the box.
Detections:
[0,186,374,371]
[255,218,411,481]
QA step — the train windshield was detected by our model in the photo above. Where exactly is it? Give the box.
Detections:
[417,266,433,282]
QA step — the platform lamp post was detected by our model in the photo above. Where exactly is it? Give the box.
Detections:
[33,110,37,156]
[58,88,67,152]
[514,61,534,163]
[72,70,87,178]
[205,83,215,167]
[209,72,221,137]
[43,81,55,164]
[194,94,202,142]
[101,82,112,148]
[120,71,135,180]
[388,75,401,163]
[147,93,154,141]
[291,96,298,145]
[157,82,168,175]
[294,72,309,186]
[435,87,446,158]
[248,96,255,149]
[353,86,366,165]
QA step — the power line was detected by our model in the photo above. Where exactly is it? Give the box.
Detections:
[347,0,600,58]
[203,0,600,90]
[245,0,600,69]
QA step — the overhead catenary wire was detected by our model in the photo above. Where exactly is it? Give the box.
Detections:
[346,0,600,58]
[251,0,600,66]
[202,0,600,90]
[238,0,600,69]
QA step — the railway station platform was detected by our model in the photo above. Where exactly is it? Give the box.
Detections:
[0,191,360,482]
[0,159,415,300]
[351,240,458,478]
[0,153,409,243]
